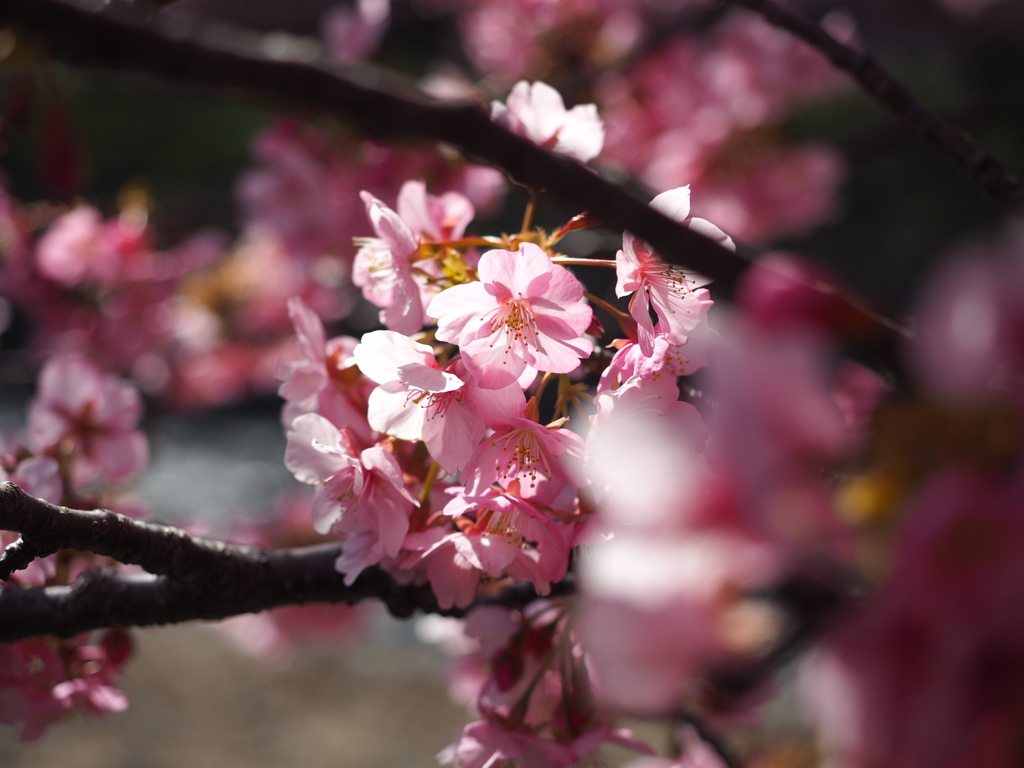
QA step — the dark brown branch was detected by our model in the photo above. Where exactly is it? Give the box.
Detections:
[0,482,569,641]
[728,0,1024,216]
[0,482,252,583]
[0,0,749,294]
[0,555,444,642]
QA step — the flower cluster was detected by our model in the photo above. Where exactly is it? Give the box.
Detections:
[277,83,737,762]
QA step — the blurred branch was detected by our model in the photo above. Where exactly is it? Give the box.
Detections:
[676,712,744,768]
[0,482,565,641]
[704,568,853,708]
[728,0,1024,216]
[0,0,750,294]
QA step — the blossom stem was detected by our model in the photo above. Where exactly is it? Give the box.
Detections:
[532,371,556,406]
[438,236,509,250]
[583,291,629,321]
[550,257,617,268]
[418,461,441,507]
[521,188,540,233]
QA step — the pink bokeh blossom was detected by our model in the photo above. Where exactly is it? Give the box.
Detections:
[492,81,605,163]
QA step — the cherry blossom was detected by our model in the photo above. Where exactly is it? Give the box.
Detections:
[284,412,417,581]
[322,0,390,65]
[440,718,579,768]
[33,205,154,287]
[802,470,1024,768]
[396,179,475,243]
[26,354,148,487]
[425,486,576,600]
[462,416,585,506]
[616,186,725,355]
[0,633,131,742]
[491,81,605,163]
[352,330,487,474]
[352,190,425,335]
[277,296,374,443]
[429,242,593,389]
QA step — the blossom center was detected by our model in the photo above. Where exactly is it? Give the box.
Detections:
[490,298,540,355]
[494,429,549,489]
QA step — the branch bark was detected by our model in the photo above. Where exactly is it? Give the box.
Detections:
[0,483,572,641]
[0,482,443,639]
[0,0,750,294]
[728,0,1024,216]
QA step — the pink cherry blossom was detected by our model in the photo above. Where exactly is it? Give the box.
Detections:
[0,633,131,742]
[0,455,62,506]
[440,718,579,768]
[705,316,859,549]
[27,354,148,487]
[352,180,478,336]
[589,376,707,461]
[580,529,782,714]
[453,0,649,84]
[462,416,585,506]
[322,0,389,65]
[598,330,710,396]
[0,639,69,741]
[801,469,1024,768]
[396,179,474,243]
[417,487,575,603]
[34,205,151,287]
[429,242,593,389]
[284,413,417,582]
[616,186,724,355]
[352,191,425,335]
[353,330,490,474]
[907,231,1024,402]
[491,81,605,163]
[277,297,374,443]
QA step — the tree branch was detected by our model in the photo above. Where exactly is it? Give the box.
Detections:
[0,0,749,294]
[0,482,572,641]
[727,0,1024,216]
[0,557,442,642]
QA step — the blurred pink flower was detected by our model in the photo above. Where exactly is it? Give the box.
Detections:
[322,0,390,65]
[353,190,427,335]
[802,469,1024,768]
[492,81,605,163]
[27,355,148,487]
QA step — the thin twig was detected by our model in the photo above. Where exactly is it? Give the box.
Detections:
[727,0,1024,216]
